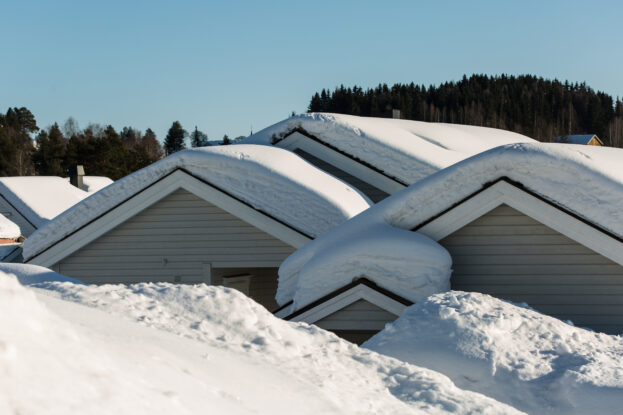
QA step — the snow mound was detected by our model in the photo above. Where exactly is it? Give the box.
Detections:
[0,214,20,239]
[0,263,82,285]
[245,113,535,184]
[0,176,89,228]
[277,142,623,307]
[364,291,623,415]
[82,176,114,192]
[278,225,451,310]
[29,279,522,414]
[23,145,372,261]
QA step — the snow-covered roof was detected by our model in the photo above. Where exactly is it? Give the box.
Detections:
[0,213,21,240]
[364,291,623,415]
[23,145,372,261]
[555,134,602,145]
[0,177,90,228]
[82,176,114,192]
[278,142,623,308]
[244,113,536,184]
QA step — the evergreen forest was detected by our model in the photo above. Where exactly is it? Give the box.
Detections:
[308,74,623,147]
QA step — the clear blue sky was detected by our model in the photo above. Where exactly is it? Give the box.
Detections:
[2,0,622,142]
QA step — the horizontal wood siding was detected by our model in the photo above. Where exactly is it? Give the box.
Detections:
[211,267,280,311]
[0,196,36,236]
[441,204,623,334]
[315,299,398,331]
[57,188,294,308]
[293,149,389,203]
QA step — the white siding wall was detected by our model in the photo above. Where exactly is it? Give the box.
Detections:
[0,196,36,236]
[441,204,623,334]
[56,188,295,309]
[315,299,398,331]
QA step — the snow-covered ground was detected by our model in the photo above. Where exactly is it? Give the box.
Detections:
[245,113,535,184]
[23,145,372,261]
[364,291,623,415]
[0,264,520,415]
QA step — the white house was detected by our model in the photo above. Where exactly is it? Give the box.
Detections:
[23,145,371,310]
[244,113,535,202]
[277,142,623,341]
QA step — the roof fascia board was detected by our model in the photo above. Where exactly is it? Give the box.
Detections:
[287,284,407,324]
[277,132,406,194]
[28,170,311,267]
[417,180,623,265]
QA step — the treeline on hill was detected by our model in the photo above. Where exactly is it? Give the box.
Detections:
[0,108,232,179]
[308,74,623,147]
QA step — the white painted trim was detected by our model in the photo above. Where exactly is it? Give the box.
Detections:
[28,170,311,268]
[277,132,405,194]
[418,180,623,265]
[287,284,407,324]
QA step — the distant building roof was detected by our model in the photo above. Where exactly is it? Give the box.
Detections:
[555,134,603,145]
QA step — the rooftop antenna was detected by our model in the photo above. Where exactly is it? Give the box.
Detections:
[250,124,253,136]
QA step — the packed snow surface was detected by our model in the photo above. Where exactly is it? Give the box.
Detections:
[245,113,535,184]
[364,291,623,415]
[0,264,521,415]
[0,176,89,228]
[82,176,114,192]
[23,145,371,260]
[0,214,20,239]
[278,225,451,311]
[278,142,623,306]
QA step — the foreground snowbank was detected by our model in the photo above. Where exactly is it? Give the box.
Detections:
[245,113,535,184]
[4,266,519,414]
[23,145,372,260]
[364,291,623,415]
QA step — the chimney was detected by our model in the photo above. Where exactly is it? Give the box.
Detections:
[68,165,85,190]
[392,109,401,119]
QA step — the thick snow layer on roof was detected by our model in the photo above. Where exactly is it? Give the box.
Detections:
[278,225,451,311]
[23,145,371,261]
[0,214,20,239]
[0,263,81,285]
[277,142,623,306]
[82,176,114,192]
[0,177,89,228]
[555,134,599,145]
[364,291,623,415]
[15,272,521,415]
[245,113,535,184]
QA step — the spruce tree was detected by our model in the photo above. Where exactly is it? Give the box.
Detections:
[164,121,187,155]
[190,126,208,147]
[32,123,66,176]
[222,134,231,145]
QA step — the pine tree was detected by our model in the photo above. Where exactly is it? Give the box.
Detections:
[222,134,231,145]
[32,123,66,176]
[190,126,208,147]
[164,121,187,155]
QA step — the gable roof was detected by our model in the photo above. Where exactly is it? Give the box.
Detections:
[555,134,603,145]
[277,142,623,308]
[82,176,114,192]
[0,177,90,229]
[22,145,372,262]
[244,113,536,185]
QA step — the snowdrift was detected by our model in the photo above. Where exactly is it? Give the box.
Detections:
[245,113,535,184]
[2,263,520,414]
[364,291,623,415]
[23,145,372,261]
